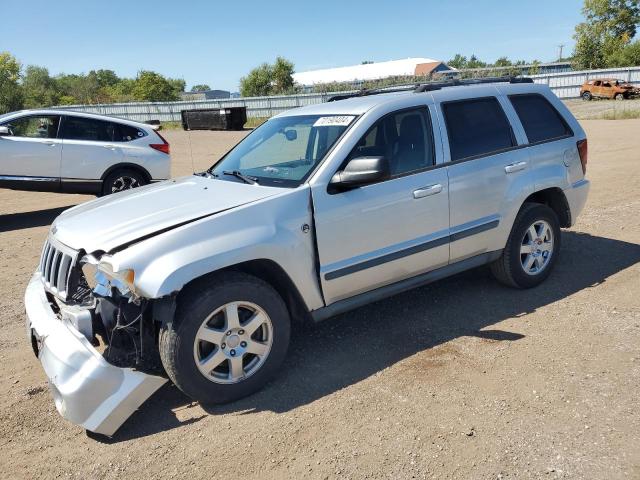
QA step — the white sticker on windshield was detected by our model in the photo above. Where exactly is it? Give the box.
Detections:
[313,115,355,127]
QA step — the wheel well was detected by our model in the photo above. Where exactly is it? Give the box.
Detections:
[523,188,571,227]
[175,259,312,325]
[101,163,152,183]
[225,260,312,324]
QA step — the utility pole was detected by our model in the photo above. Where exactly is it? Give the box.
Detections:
[557,44,565,61]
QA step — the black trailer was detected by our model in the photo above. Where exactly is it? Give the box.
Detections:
[181,107,247,131]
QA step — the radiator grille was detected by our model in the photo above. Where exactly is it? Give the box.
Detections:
[38,238,79,301]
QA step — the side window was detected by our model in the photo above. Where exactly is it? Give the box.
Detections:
[347,108,434,177]
[442,97,515,161]
[3,115,60,139]
[61,117,114,142]
[114,123,145,142]
[602,82,611,88]
[509,94,572,144]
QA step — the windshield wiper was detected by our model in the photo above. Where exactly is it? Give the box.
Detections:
[222,170,259,185]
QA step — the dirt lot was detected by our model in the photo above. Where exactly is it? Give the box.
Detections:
[1,121,639,480]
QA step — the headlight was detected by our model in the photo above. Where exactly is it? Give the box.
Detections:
[81,255,136,297]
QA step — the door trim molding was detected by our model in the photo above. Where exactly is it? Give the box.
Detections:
[313,250,502,322]
[323,217,500,281]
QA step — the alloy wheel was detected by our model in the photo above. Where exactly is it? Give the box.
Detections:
[193,301,274,384]
[111,175,140,193]
[520,220,554,276]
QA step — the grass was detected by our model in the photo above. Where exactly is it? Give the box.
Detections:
[597,109,640,120]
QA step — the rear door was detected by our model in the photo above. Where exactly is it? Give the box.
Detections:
[0,114,62,187]
[438,96,532,262]
[311,106,450,305]
[60,116,124,182]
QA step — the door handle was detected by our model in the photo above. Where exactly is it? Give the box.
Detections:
[103,145,117,150]
[504,161,527,174]
[413,183,443,199]
[44,141,57,147]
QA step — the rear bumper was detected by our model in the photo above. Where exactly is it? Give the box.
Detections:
[564,179,590,227]
[24,272,166,436]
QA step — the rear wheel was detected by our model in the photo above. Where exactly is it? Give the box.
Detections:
[581,91,592,101]
[491,203,561,288]
[615,93,625,101]
[101,168,147,196]
[159,272,291,404]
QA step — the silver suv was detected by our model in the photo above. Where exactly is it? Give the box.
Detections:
[25,78,590,435]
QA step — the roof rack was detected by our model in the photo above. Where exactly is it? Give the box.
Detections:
[413,76,533,92]
[327,84,417,102]
[327,76,533,102]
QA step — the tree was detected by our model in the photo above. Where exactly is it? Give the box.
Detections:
[239,57,296,97]
[191,84,211,92]
[22,66,59,108]
[0,52,23,114]
[447,54,468,69]
[93,69,119,88]
[167,78,186,97]
[132,71,180,102]
[56,73,101,104]
[466,55,487,69]
[573,0,640,68]
[494,57,513,67]
[272,56,295,94]
[607,39,640,64]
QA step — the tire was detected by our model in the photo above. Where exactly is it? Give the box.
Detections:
[615,93,625,101]
[581,91,592,101]
[159,272,291,404]
[490,203,561,289]
[101,168,147,196]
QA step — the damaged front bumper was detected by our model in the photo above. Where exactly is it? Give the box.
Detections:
[24,272,166,436]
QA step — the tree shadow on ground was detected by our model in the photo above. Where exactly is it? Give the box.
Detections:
[0,207,73,233]
[106,232,640,442]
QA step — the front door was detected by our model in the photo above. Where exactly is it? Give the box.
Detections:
[312,107,450,305]
[0,114,62,189]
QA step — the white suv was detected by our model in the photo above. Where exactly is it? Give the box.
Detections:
[0,109,170,195]
[25,77,590,436]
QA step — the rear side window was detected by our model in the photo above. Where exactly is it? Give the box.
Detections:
[509,94,572,144]
[442,97,515,161]
[62,116,114,142]
[115,123,145,142]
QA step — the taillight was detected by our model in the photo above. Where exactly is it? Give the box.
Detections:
[150,130,170,154]
[576,139,588,175]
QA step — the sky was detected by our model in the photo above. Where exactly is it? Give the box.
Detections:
[0,0,584,92]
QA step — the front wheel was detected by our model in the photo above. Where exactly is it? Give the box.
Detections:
[159,272,291,404]
[582,91,592,101]
[614,93,625,101]
[491,203,561,289]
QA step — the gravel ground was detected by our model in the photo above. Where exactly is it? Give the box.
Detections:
[0,120,639,479]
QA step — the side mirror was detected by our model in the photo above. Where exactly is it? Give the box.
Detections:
[330,156,390,189]
[0,126,10,137]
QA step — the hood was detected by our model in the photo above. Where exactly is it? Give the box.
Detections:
[53,175,283,253]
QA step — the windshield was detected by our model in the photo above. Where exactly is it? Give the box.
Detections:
[210,114,355,187]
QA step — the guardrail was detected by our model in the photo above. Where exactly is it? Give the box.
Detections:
[52,66,640,123]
